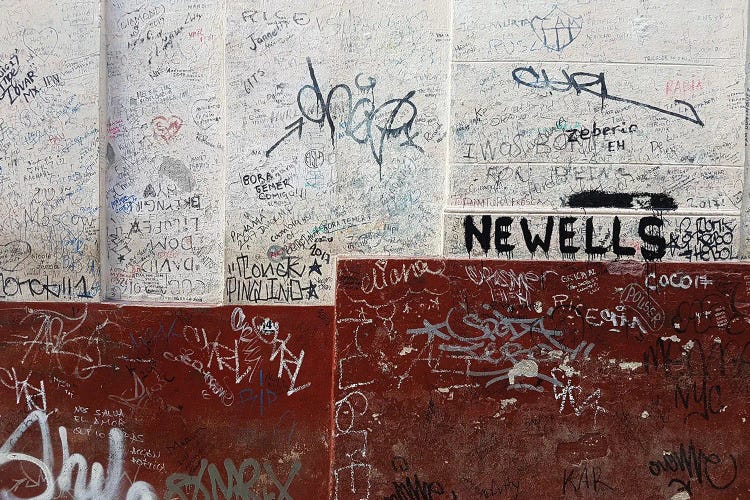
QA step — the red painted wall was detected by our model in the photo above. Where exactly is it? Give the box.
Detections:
[334,260,749,499]
[0,259,748,498]
[0,304,333,498]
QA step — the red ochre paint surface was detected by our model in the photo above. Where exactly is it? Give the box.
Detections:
[0,259,748,498]
[334,259,750,499]
[0,303,333,499]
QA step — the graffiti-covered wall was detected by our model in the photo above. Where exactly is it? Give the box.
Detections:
[447,0,747,264]
[2,0,747,305]
[0,261,748,497]
[0,1,101,301]
[0,0,749,498]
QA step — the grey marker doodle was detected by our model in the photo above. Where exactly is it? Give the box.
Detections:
[22,27,59,60]
[0,240,31,271]
[158,156,195,193]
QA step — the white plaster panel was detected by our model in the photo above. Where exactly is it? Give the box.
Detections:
[0,1,101,301]
[225,0,451,305]
[451,62,745,167]
[448,164,743,213]
[448,0,747,264]
[105,0,226,302]
[1,0,748,304]
[453,0,746,65]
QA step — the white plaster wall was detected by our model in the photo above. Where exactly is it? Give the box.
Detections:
[446,0,748,263]
[0,0,747,303]
[0,1,101,301]
[104,0,226,302]
[224,0,451,305]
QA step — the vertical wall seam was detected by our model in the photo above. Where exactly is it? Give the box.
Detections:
[98,0,108,301]
[740,0,750,258]
[441,0,454,258]
[220,0,228,305]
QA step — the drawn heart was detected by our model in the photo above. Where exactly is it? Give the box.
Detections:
[152,115,183,142]
[22,27,58,61]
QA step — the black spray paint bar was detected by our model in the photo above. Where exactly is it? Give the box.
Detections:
[566,190,678,211]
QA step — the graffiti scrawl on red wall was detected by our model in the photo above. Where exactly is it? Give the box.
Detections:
[334,260,750,499]
[0,304,333,498]
[0,260,748,498]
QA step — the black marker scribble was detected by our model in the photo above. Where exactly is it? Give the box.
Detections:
[530,6,583,51]
[566,190,678,211]
[267,57,423,180]
[511,66,704,126]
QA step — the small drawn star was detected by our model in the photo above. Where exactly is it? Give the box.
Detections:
[308,259,323,276]
[129,220,140,233]
[306,281,318,299]
[117,254,125,263]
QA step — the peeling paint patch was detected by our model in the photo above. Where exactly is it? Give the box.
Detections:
[508,359,539,384]
[619,362,642,371]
